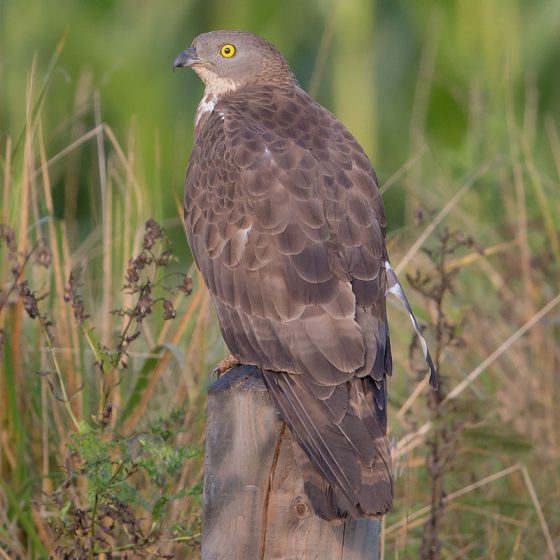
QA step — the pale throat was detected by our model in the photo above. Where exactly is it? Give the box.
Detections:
[193,66,237,126]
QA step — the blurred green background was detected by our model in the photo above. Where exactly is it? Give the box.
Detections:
[2,0,558,242]
[1,0,560,557]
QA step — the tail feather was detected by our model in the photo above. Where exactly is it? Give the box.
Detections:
[385,261,438,389]
[261,369,393,520]
[263,371,358,509]
[291,441,355,520]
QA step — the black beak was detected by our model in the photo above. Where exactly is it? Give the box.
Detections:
[173,47,200,72]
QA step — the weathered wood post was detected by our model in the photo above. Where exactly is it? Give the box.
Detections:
[202,365,381,560]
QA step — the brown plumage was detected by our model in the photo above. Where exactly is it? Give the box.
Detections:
[174,30,437,520]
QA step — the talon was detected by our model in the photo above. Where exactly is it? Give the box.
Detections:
[214,354,240,378]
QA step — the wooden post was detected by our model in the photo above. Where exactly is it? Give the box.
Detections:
[202,365,381,560]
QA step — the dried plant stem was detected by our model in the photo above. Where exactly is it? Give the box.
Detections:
[41,316,81,432]
[380,146,427,195]
[386,463,557,559]
[451,503,527,528]
[2,138,11,224]
[387,463,521,534]
[395,377,429,424]
[445,292,560,402]
[519,466,557,560]
[121,283,207,433]
[395,157,501,275]
[442,239,519,273]
[505,59,534,320]
[395,291,560,458]
[39,123,82,419]
[31,125,104,179]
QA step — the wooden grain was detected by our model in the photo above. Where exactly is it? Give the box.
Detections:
[202,365,380,560]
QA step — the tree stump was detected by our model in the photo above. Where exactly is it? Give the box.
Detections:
[202,365,381,560]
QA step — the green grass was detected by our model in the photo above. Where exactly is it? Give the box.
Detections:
[0,63,218,557]
[1,1,560,558]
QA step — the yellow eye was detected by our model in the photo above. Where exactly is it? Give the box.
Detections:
[220,44,236,58]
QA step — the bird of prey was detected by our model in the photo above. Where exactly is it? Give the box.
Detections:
[174,30,437,520]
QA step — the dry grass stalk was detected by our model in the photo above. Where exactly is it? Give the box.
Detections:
[395,157,501,275]
[395,291,560,460]
[386,463,557,560]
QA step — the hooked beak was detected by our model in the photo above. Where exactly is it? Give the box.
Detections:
[173,47,200,72]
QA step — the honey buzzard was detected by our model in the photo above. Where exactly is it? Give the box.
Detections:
[174,30,437,520]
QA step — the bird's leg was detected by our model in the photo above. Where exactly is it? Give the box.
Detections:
[212,354,240,378]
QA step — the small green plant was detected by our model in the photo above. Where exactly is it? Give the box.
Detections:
[0,219,202,558]
[46,410,202,558]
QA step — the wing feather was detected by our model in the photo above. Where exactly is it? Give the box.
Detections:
[184,83,434,519]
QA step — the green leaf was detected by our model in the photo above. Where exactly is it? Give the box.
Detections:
[60,500,72,522]
[152,495,169,521]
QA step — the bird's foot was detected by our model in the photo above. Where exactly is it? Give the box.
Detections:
[212,354,240,379]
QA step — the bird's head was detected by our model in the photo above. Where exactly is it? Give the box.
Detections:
[174,30,296,95]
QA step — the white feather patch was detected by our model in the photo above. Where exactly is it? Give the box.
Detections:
[240,226,252,247]
[385,261,438,388]
[195,95,217,126]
